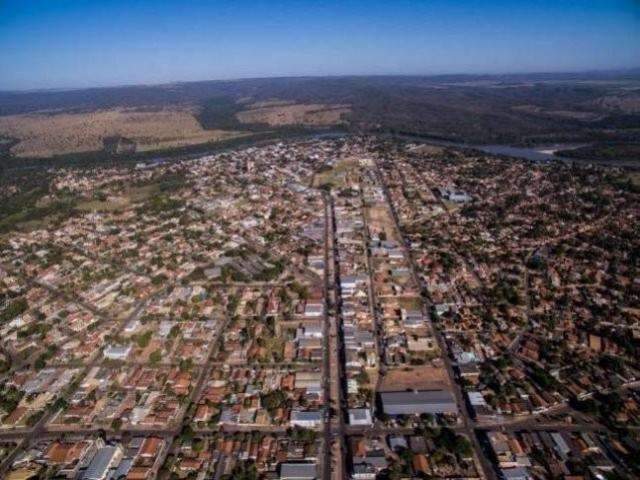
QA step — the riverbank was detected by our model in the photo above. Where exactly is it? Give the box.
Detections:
[2,129,638,180]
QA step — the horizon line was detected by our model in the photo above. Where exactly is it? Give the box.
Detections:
[2,66,640,95]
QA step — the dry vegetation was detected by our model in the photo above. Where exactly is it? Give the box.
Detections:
[379,366,451,392]
[0,107,244,158]
[236,102,350,127]
[592,93,640,113]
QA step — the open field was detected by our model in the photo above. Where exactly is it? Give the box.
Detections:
[236,102,350,127]
[379,366,451,392]
[312,158,360,188]
[0,107,244,158]
[74,184,158,212]
[367,205,398,239]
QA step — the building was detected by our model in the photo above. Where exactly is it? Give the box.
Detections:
[348,408,373,426]
[304,304,324,318]
[295,371,322,393]
[290,410,322,428]
[280,462,317,480]
[351,463,377,480]
[80,445,124,480]
[103,344,132,361]
[500,467,532,480]
[380,390,457,416]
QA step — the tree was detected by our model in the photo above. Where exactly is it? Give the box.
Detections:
[34,355,47,371]
[0,298,28,324]
[288,426,317,444]
[180,424,195,442]
[149,349,162,364]
[180,357,194,372]
[168,324,180,339]
[136,330,152,348]
[260,390,287,413]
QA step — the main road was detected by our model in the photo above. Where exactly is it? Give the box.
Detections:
[371,158,497,480]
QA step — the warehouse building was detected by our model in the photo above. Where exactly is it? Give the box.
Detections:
[380,390,457,416]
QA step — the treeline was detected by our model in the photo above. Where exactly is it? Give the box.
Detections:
[557,142,640,163]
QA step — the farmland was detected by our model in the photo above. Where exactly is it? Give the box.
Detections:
[0,107,244,158]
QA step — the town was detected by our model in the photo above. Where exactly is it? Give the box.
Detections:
[0,136,639,480]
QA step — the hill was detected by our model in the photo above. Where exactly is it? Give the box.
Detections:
[1,71,639,161]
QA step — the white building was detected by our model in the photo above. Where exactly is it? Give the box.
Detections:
[290,410,322,428]
[103,344,132,361]
[348,408,373,426]
[304,303,324,318]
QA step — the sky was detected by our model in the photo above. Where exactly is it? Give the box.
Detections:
[0,0,639,91]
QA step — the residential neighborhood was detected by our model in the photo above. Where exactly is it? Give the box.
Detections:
[0,136,638,479]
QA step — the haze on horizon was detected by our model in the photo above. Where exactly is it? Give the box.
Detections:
[1,0,640,91]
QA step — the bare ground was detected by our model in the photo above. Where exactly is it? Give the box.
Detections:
[379,366,452,392]
[0,107,244,158]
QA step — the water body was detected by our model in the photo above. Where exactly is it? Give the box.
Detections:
[390,133,640,168]
[468,143,640,168]
[472,144,585,162]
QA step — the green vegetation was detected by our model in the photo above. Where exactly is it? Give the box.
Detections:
[0,190,77,234]
[138,193,184,216]
[557,142,640,163]
[222,460,258,480]
[135,330,153,348]
[0,297,28,324]
[260,389,288,415]
[424,426,473,458]
[149,349,162,364]
[179,357,194,372]
[17,321,50,340]
[34,345,58,370]
[288,426,318,443]
[0,385,23,415]
[49,396,68,413]
[289,281,309,300]
[111,417,123,430]
[529,365,558,389]
[196,97,245,130]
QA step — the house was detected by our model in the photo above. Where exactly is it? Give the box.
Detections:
[80,445,124,480]
[294,371,322,393]
[500,467,531,480]
[139,437,162,458]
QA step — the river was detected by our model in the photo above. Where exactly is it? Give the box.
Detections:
[388,133,640,168]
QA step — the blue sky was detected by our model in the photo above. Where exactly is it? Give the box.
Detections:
[1,0,639,91]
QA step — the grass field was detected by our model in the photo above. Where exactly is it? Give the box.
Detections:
[312,158,361,189]
[0,107,244,158]
[75,184,158,212]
